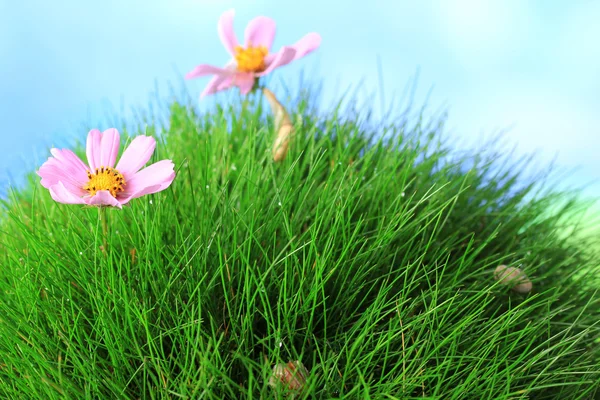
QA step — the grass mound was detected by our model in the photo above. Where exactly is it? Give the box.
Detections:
[1,89,599,399]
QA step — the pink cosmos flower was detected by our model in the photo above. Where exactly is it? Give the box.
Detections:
[185,9,321,97]
[37,128,175,209]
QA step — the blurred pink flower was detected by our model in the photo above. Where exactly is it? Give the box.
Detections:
[37,129,175,209]
[185,9,321,97]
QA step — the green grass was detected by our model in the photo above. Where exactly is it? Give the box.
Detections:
[0,87,599,399]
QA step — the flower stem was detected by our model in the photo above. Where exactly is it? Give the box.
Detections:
[99,206,108,253]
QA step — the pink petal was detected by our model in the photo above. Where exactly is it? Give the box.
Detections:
[86,129,102,172]
[218,9,239,56]
[85,190,122,209]
[289,32,321,61]
[119,160,175,204]
[197,61,243,97]
[38,150,89,195]
[99,128,120,168]
[119,184,162,206]
[244,16,276,50]
[115,135,156,178]
[50,148,89,176]
[185,64,235,80]
[259,47,297,75]
[38,162,87,195]
[201,73,234,97]
[234,73,256,95]
[48,182,86,205]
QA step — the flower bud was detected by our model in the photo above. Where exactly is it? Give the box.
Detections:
[263,88,294,162]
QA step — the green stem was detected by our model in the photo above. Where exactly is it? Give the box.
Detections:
[99,206,108,251]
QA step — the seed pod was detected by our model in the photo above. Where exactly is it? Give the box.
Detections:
[268,360,309,394]
[263,88,294,162]
[494,265,532,294]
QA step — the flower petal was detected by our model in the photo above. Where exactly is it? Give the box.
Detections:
[119,184,162,206]
[289,32,321,61]
[259,47,297,75]
[196,61,239,97]
[185,64,235,80]
[86,129,102,171]
[50,148,89,175]
[38,150,89,195]
[244,16,276,50]
[38,162,87,195]
[48,182,86,205]
[85,190,122,209]
[119,160,175,204]
[115,135,156,178]
[201,73,234,97]
[218,9,239,55]
[234,73,256,95]
[99,128,120,168]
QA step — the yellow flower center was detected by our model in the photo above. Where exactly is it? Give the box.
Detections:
[234,45,268,73]
[83,166,126,198]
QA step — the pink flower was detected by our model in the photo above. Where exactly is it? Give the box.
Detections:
[37,129,176,209]
[185,9,321,97]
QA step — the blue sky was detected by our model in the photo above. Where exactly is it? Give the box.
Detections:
[1,0,599,198]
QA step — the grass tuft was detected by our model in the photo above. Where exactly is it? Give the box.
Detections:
[0,86,599,399]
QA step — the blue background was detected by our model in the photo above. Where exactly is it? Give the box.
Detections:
[1,1,598,199]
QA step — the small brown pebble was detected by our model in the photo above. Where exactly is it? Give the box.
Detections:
[269,360,309,394]
[494,265,532,293]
